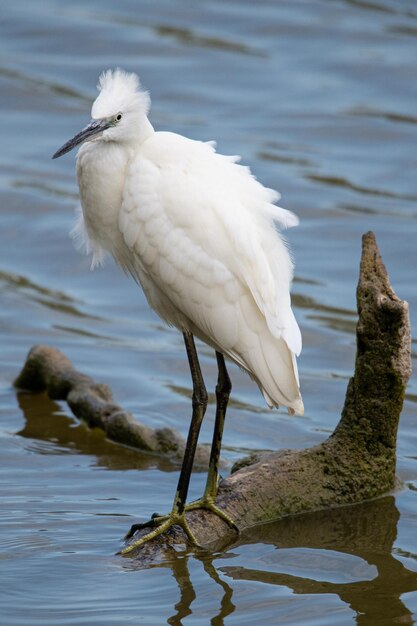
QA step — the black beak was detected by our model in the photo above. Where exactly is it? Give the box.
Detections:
[52,119,111,159]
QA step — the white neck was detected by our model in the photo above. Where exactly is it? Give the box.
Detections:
[137,116,154,144]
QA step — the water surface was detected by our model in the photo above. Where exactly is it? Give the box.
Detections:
[1,1,416,624]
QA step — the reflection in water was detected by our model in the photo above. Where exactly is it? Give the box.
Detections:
[16,391,182,473]
[167,554,196,625]
[199,554,236,626]
[132,497,417,625]
[224,497,417,626]
[142,550,235,626]
[15,393,417,624]
[169,552,235,626]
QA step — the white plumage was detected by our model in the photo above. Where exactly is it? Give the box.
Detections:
[53,68,305,551]
[67,69,304,415]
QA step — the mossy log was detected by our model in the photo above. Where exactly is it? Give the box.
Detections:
[14,232,411,561]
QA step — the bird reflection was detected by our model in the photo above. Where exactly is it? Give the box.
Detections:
[155,549,235,626]
[166,553,196,626]
[199,553,236,626]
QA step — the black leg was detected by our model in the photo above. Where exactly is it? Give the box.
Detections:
[205,352,231,496]
[173,331,208,515]
[186,351,238,532]
[121,331,208,554]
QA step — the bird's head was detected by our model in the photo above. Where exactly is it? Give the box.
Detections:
[52,69,151,159]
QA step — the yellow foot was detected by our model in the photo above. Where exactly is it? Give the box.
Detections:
[185,497,239,533]
[120,511,198,556]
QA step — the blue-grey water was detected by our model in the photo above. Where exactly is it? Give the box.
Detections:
[1,1,416,624]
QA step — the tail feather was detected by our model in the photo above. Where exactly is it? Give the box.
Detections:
[237,331,303,415]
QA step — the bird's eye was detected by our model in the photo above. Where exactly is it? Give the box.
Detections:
[116,113,122,122]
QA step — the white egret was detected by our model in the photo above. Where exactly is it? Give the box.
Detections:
[53,69,303,554]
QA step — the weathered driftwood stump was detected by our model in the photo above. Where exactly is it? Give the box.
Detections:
[14,232,411,560]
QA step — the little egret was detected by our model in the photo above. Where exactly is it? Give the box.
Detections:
[53,69,303,554]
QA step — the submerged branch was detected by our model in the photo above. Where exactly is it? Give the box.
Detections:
[14,232,411,561]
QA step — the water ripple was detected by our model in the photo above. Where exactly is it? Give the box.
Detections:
[0,65,90,103]
[347,105,417,127]
[0,269,101,320]
[306,174,417,202]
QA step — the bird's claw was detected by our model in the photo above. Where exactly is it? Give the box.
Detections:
[186,498,239,533]
[120,511,198,556]
[122,499,239,554]
[124,512,166,540]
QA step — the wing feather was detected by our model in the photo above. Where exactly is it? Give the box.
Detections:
[118,131,303,412]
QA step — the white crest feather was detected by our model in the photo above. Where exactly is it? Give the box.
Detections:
[91,68,150,120]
